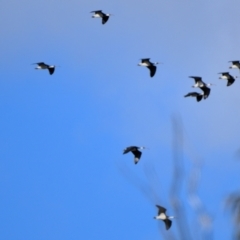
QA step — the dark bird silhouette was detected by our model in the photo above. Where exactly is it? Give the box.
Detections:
[33,62,55,75]
[90,10,111,24]
[138,58,159,77]
[123,146,145,164]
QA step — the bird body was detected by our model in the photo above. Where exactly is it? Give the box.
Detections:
[138,58,159,77]
[33,62,55,75]
[154,205,174,230]
[123,146,145,164]
[91,10,111,24]
[219,72,235,86]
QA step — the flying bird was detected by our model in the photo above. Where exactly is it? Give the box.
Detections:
[138,58,159,77]
[229,61,240,70]
[154,205,174,230]
[123,146,145,164]
[33,62,55,75]
[189,76,214,88]
[184,86,211,101]
[91,10,111,24]
[218,72,236,86]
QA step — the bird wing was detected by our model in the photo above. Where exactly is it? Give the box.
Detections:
[219,72,229,76]
[227,75,235,86]
[200,86,210,99]
[123,146,137,154]
[163,219,172,230]
[133,150,142,164]
[123,148,131,154]
[91,10,102,13]
[102,15,109,24]
[184,92,200,97]
[141,58,150,63]
[196,95,203,102]
[148,65,156,77]
[189,76,202,83]
[48,67,55,75]
[230,61,240,64]
[34,62,47,67]
[230,61,240,68]
[156,205,166,214]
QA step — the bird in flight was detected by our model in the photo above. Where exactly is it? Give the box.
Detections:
[33,62,55,75]
[219,72,236,86]
[154,205,174,230]
[123,146,145,164]
[184,85,211,102]
[90,10,112,24]
[138,58,159,77]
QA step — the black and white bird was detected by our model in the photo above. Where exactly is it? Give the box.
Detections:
[218,72,236,86]
[189,76,214,88]
[123,146,145,164]
[229,61,240,70]
[91,10,111,24]
[184,86,211,101]
[138,58,159,77]
[154,205,174,230]
[33,62,55,75]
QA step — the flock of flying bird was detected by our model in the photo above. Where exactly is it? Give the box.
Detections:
[31,10,240,231]
[184,61,239,102]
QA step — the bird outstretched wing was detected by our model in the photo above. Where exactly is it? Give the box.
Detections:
[148,65,156,77]
[163,219,172,230]
[133,150,142,164]
[48,67,55,75]
[156,205,167,214]
[102,15,109,24]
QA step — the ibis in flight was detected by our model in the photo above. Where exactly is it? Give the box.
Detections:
[123,146,145,164]
[33,62,55,75]
[218,72,236,86]
[154,205,174,230]
[91,10,111,24]
[138,58,159,77]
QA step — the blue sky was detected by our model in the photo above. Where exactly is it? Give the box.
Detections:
[1,0,240,239]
